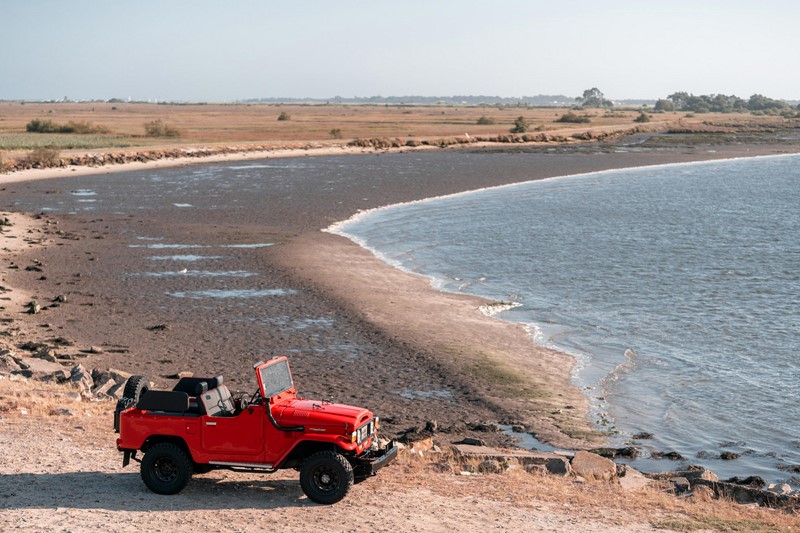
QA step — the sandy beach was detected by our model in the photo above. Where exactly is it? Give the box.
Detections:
[3,134,799,449]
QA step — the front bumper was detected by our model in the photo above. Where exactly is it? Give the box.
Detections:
[353,440,398,481]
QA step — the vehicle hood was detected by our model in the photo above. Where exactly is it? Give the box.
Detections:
[274,399,372,430]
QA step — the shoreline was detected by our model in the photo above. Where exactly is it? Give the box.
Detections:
[3,138,800,453]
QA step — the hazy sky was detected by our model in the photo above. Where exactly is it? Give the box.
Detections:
[2,0,798,102]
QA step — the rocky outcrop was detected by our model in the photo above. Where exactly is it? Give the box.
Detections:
[571,451,617,482]
[1,351,133,400]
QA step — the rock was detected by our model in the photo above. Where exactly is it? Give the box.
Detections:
[33,347,57,362]
[674,466,719,483]
[53,295,67,303]
[91,368,131,386]
[11,357,68,381]
[51,408,75,416]
[26,300,41,314]
[424,420,438,433]
[18,341,49,353]
[618,465,651,492]
[651,450,684,460]
[0,353,22,374]
[692,485,715,501]
[720,451,741,460]
[427,462,452,474]
[724,475,765,488]
[570,451,617,482]
[524,464,547,475]
[767,483,792,495]
[590,446,641,459]
[545,457,572,477]
[408,437,435,453]
[456,437,486,447]
[82,346,104,354]
[106,382,125,399]
[91,377,117,397]
[669,476,692,495]
[477,460,504,474]
[69,364,94,393]
[166,371,193,379]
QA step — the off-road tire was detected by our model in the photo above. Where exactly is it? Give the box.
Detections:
[113,397,134,433]
[115,375,149,432]
[299,451,354,504]
[140,442,192,495]
[123,375,149,403]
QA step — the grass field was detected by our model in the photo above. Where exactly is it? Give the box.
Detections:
[0,102,657,152]
[1,102,793,158]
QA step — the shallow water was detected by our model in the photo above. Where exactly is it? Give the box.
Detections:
[334,154,800,484]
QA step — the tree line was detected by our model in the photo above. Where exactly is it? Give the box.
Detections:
[655,92,797,115]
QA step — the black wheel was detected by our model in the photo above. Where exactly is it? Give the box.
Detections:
[140,442,192,495]
[299,451,354,504]
[123,375,150,403]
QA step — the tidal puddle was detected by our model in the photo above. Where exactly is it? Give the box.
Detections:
[148,255,223,262]
[129,243,206,249]
[166,289,297,299]
[500,425,559,453]
[398,389,453,400]
[173,203,193,208]
[240,315,334,330]
[70,190,97,196]
[220,243,274,249]
[140,270,256,277]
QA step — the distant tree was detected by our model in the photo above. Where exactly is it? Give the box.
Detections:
[277,112,291,121]
[748,94,789,111]
[667,92,689,110]
[476,115,496,125]
[576,87,613,108]
[634,112,651,123]
[510,116,529,133]
[329,128,343,139]
[654,99,675,112]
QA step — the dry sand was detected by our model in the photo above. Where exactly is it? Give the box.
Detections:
[0,402,678,533]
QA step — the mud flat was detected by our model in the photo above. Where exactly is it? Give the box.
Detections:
[2,136,800,448]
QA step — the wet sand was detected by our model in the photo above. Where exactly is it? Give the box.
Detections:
[2,139,799,447]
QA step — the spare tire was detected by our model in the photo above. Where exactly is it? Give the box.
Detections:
[123,375,150,402]
[114,375,150,432]
[113,397,134,433]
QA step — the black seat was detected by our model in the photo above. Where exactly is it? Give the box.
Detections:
[136,390,190,414]
[173,375,223,396]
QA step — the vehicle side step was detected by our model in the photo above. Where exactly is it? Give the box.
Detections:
[208,461,275,470]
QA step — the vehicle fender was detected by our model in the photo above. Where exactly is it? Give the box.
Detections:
[274,436,356,468]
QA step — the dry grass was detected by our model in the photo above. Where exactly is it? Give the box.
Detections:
[387,448,800,532]
[0,376,113,418]
[0,102,682,157]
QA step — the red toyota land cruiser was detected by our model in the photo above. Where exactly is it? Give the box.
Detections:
[115,356,397,504]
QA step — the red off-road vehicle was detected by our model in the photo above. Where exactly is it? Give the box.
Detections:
[115,356,397,504]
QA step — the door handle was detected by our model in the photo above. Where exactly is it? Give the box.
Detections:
[205,422,217,426]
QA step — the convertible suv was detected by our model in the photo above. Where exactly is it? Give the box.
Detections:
[115,356,397,504]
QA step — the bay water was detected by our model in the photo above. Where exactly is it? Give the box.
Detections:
[331,155,800,483]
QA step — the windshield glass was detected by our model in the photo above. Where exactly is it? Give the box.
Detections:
[259,359,293,398]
